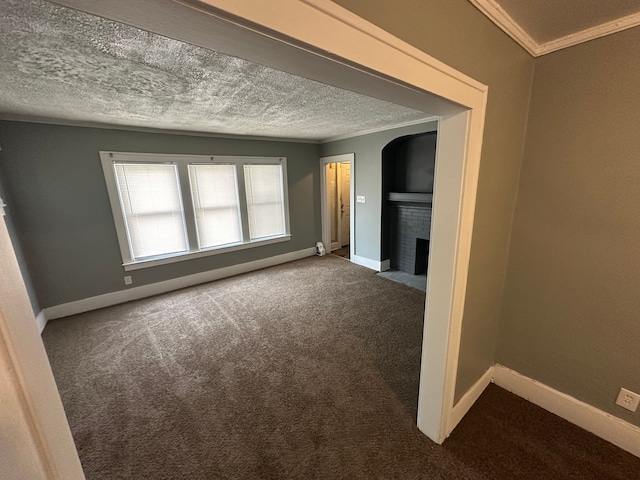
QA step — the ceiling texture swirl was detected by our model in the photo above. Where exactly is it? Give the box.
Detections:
[0,0,433,141]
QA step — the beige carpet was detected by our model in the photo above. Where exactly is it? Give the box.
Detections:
[42,256,640,479]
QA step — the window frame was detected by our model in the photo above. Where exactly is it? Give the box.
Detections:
[243,163,288,241]
[188,163,244,250]
[112,161,190,261]
[100,151,291,271]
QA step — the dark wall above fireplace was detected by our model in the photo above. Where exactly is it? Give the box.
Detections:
[393,132,437,193]
[381,131,437,264]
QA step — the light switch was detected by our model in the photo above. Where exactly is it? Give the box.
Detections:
[356,195,366,203]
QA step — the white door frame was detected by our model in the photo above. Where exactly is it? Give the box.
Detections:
[337,162,350,248]
[320,154,354,260]
[9,4,488,473]
[129,0,488,442]
[0,200,85,478]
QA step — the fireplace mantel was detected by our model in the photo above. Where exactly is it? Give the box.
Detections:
[388,192,433,204]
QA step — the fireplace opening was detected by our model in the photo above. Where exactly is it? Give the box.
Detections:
[415,238,429,275]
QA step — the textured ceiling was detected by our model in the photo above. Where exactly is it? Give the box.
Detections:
[496,0,640,44]
[0,0,433,141]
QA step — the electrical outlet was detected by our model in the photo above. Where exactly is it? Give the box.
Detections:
[124,276,133,286]
[356,195,366,203]
[615,388,640,412]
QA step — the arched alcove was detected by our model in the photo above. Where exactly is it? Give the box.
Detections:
[381,131,437,274]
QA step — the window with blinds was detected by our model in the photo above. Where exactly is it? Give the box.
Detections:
[113,163,188,260]
[101,152,290,270]
[189,164,242,248]
[244,164,285,240]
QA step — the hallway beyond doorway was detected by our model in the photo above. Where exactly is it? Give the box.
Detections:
[332,245,350,260]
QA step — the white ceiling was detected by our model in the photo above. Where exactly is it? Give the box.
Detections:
[0,0,434,142]
[470,0,640,56]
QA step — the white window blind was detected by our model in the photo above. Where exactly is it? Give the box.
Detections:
[244,164,285,240]
[102,152,290,270]
[113,163,187,260]
[189,164,242,249]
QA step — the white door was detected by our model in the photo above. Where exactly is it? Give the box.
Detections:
[339,162,351,247]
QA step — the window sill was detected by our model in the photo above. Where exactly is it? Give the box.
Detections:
[123,235,291,271]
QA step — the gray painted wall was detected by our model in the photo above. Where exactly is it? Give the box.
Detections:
[498,26,640,427]
[320,121,438,261]
[0,171,39,313]
[0,121,321,309]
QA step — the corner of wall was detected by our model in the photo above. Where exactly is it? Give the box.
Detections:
[492,364,640,458]
[493,50,538,362]
[35,311,47,334]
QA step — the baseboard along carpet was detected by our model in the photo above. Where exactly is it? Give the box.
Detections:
[42,256,640,479]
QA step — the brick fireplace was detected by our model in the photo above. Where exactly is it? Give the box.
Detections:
[390,199,432,274]
[381,131,436,275]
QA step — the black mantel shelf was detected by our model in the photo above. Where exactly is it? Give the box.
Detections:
[388,192,433,204]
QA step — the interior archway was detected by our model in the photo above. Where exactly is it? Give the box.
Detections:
[2,2,489,473]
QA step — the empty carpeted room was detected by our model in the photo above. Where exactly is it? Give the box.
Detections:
[2,1,640,479]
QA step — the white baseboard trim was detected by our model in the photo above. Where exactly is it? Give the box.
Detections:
[449,366,493,433]
[35,310,48,334]
[492,364,640,458]
[44,247,317,320]
[379,259,391,272]
[352,254,384,272]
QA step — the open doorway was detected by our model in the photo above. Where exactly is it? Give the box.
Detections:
[329,161,351,258]
[320,153,354,262]
[46,1,489,446]
[0,3,488,474]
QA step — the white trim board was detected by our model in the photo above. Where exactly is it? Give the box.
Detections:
[450,365,640,458]
[0,113,438,146]
[468,0,538,56]
[43,247,316,321]
[449,366,493,432]
[319,154,355,266]
[0,114,321,145]
[491,365,640,458]
[352,255,385,272]
[536,12,640,56]
[321,117,438,143]
[469,0,640,57]
[35,310,47,334]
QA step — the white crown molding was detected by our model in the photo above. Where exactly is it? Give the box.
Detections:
[0,114,322,144]
[469,0,640,57]
[468,0,539,56]
[537,10,640,56]
[321,116,438,143]
[0,114,440,146]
